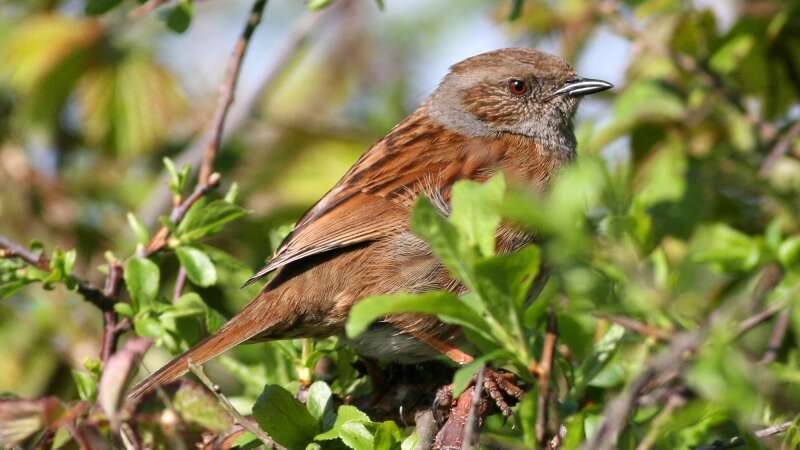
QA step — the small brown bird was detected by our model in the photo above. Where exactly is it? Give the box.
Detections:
[129,48,611,400]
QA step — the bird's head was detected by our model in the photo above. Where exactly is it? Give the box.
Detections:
[428,48,612,152]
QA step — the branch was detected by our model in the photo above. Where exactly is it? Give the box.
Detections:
[461,366,485,450]
[759,309,790,365]
[760,120,800,175]
[693,420,795,450]
[598,314,672,342]
[138,9,325,226]
[0,235,116,312]
[199,0,267,185]
[536,309,558,444]
[130,0,169,18]
[142,0,269,256]
[581,330,705,450]
[187,362,275,448]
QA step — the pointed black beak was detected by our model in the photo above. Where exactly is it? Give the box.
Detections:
[552,77,613,97]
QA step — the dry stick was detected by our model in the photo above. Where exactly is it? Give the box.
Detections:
[536,310,559,445]
[692,420,795,450]
[760,309,790,365]
[461,365,486,450]
[760,120,800,175]
[187,361,275,448]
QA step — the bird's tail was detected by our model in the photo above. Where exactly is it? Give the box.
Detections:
[127,289,280,401]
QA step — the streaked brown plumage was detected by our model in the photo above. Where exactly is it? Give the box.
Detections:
[129,48,611,400]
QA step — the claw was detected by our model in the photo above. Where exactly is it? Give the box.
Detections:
[432,384,453,426]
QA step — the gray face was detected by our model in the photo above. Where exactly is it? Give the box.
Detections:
[427,48,611,153]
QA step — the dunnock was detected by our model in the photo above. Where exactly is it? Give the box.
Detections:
[129,48,611,401]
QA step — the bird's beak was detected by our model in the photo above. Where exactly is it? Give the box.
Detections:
[552,77,613,97]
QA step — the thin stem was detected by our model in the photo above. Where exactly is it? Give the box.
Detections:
[536,309,558,444]
[188,361,274,448]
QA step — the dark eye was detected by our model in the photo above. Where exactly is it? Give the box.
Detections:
[508,78,529,95]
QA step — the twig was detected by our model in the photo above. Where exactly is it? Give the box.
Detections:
[100,260,125,363]
[461,365,485,450]
[187,361,275,448]
[759,309,790,365]
[130,0,169,18]
[735,304,785,338]
[536,309,559,445]
[634,394,685,450]
[199,0,268,185]
[173,267,188,301]
[0,235,116,312]
[581,330,704,450]
[760,121,800,175]
[598,314,672,342]
[142,1,270,257]
[692,420,795,450]
[414,409,438,450]
[138,9,325,226]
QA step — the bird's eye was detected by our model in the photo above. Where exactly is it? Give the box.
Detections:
[508,78,529,96]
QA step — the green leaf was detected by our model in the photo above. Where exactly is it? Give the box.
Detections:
[176,246,217,287]
[308,0,333,10]
[411,198,476,287]
[163,157,188,195]
[173,382,231,432]
[165,0,193,33]
[124,256,160,310]
[339,422,373,450]
[127,212,150,246]
[253,385,319,450]
[345,291,488,340]
[449,175,505,257]
[508,0,524,21]
[572,324,625,396]
[177,199,248,243]
[71,370,97,402]
[84,0,122,15]
[692,224,764,272]
[307,381,334,422]
[778,236,800,269]
[373,421,401,450]
[474,245,540,309]
[114,302,134,317]
[315,405,370,440]
[518,390,537,447]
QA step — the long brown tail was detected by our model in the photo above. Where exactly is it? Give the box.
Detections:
[127,290,280,400]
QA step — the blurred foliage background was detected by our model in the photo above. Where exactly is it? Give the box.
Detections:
[1,0,800,449]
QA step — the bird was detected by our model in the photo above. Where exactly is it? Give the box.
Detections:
[128,48,612,402]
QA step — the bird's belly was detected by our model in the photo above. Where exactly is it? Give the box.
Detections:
[343,324,441,363]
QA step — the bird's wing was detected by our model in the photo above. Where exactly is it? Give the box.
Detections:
[244,111,479,286]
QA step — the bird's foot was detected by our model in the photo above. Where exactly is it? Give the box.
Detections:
[433,368,524,424]
[432,368,525,449]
